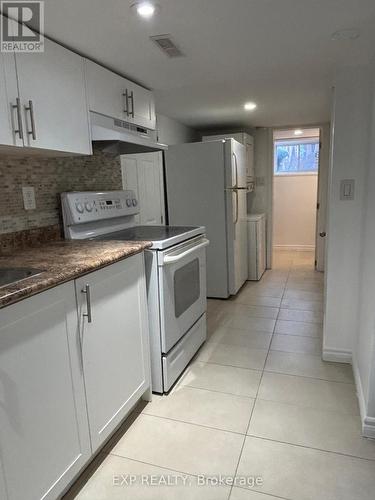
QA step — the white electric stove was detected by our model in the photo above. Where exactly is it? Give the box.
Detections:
[61,190,209,393]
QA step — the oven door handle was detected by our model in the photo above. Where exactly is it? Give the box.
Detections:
[161,239,210,265]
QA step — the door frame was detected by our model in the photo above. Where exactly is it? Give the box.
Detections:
[266,123,329,271]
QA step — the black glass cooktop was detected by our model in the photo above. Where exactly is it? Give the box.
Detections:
[95,226,200,242]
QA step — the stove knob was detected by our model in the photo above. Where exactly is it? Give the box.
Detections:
[132,199,138,207]
[85,202,93,212]
[126,199,132,207]
[76,202,84,214]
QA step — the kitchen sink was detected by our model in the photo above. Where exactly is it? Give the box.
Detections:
[0,268,44,288]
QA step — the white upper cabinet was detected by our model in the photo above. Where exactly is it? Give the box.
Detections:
[0,51,21,148]
[15,37,91,154]
[75,255,151,452]
[0,282,91,500]
[85,59,156,130]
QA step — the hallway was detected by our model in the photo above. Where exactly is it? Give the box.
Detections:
[65,251,375,500]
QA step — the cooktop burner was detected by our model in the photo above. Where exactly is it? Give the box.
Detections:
[94,225,200,242]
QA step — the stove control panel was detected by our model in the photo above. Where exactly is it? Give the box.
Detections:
[62,190,139,225]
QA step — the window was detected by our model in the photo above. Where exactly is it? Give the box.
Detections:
[274,139,319,174]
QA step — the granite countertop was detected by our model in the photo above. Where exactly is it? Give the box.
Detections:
[0,239,152,309]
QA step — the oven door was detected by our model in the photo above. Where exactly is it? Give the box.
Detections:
[158,235,209,353]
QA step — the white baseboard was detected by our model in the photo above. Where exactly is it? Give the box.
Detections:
[322,348,352,363]
[273,245,315,252]
[352,356,375,439]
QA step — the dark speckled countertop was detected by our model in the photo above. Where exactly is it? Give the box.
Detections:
[0,239,152,309]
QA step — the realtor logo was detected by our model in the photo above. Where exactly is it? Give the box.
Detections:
[1,1,44,52]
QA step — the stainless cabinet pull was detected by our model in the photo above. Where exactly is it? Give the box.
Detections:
[82,284,92,323]
[123,89,129,116]
[129,90,135,118]
[12,97,24,139]
[25,100,37,140]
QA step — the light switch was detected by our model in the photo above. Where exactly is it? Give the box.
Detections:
[22,186,36,210]
[340,179,355,201]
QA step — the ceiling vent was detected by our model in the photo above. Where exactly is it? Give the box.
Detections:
[150,34,185,58]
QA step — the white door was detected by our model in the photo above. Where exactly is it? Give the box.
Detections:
[0,37,23,148]
[85,59,126,121]
[316,125,330,271]
[121,152,165,225]
[15,37,91,154]
[126,81,156,130]
[76,255,150,452]
[0,282,91,500]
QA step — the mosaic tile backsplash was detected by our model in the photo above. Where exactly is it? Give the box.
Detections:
[0,149,122,236]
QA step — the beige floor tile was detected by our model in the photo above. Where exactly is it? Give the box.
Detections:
[221,302,279,319]
[281,298,323,311]
[197,342,268,370]
[64,454,230,500]
[224,314,276,333]
[209,327,272,350]
[233,294,282,308]
[284,290,323,301]
[275,320,322,337]
[265,351,354,383]
[271,334,322,355]
[142,386,254,434]
[240,286,284,299]
[277,308,323,324]
[230,488,284,500]
[248,399,375,460]
[236,437,375,500]
[258,372,359,415]
[179,361,262,398]
[109,414,244,477]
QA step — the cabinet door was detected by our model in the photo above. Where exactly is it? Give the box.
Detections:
[0,283,91,500]
[0,44,23,147]
[127,81,156,130]
[85,59,126,121]
[76,255,150,452]
[121,152,165,225]
[15,37,91,154]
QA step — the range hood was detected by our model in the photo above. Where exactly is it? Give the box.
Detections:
[90,112,168,154]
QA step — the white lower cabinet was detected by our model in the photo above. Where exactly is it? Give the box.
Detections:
[75,253,151,452]
[0,254,151,499]
[0,282,91,500]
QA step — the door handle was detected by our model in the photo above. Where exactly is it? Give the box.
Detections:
[232,152,238,188]
[12,98,24,139]
[319,232,326,237]
[162,239,210,265]
[123,89,129,116]
[25,100,37,140]
[129,90,135,118]
[82,284,92,323]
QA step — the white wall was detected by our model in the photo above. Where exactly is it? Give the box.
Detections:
[323,66,373,365]
[353,63,375,436]
[273,174,318,250]
[157,114,198,145]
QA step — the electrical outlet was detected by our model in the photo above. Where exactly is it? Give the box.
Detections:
[22,186,36,210]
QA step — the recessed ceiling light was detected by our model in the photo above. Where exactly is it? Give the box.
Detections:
[331,29,360,41]
[294,129,303,136]
[244,102,257,111]
[132,2,158,19]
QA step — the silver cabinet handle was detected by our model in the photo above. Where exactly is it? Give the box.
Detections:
[123,89,129,116]
[12,97,24,139]
[25,100,37,140]
[82,284,92,323]
[129,90,135,118]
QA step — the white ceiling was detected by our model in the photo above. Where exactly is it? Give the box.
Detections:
[41,0,375,129]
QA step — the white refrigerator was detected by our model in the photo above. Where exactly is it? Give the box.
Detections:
[165,139,248,298]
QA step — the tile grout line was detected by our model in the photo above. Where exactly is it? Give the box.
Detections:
[227,263,291,500]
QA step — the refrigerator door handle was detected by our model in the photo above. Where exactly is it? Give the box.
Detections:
[234,190,239,224]
[232,152,239,188]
